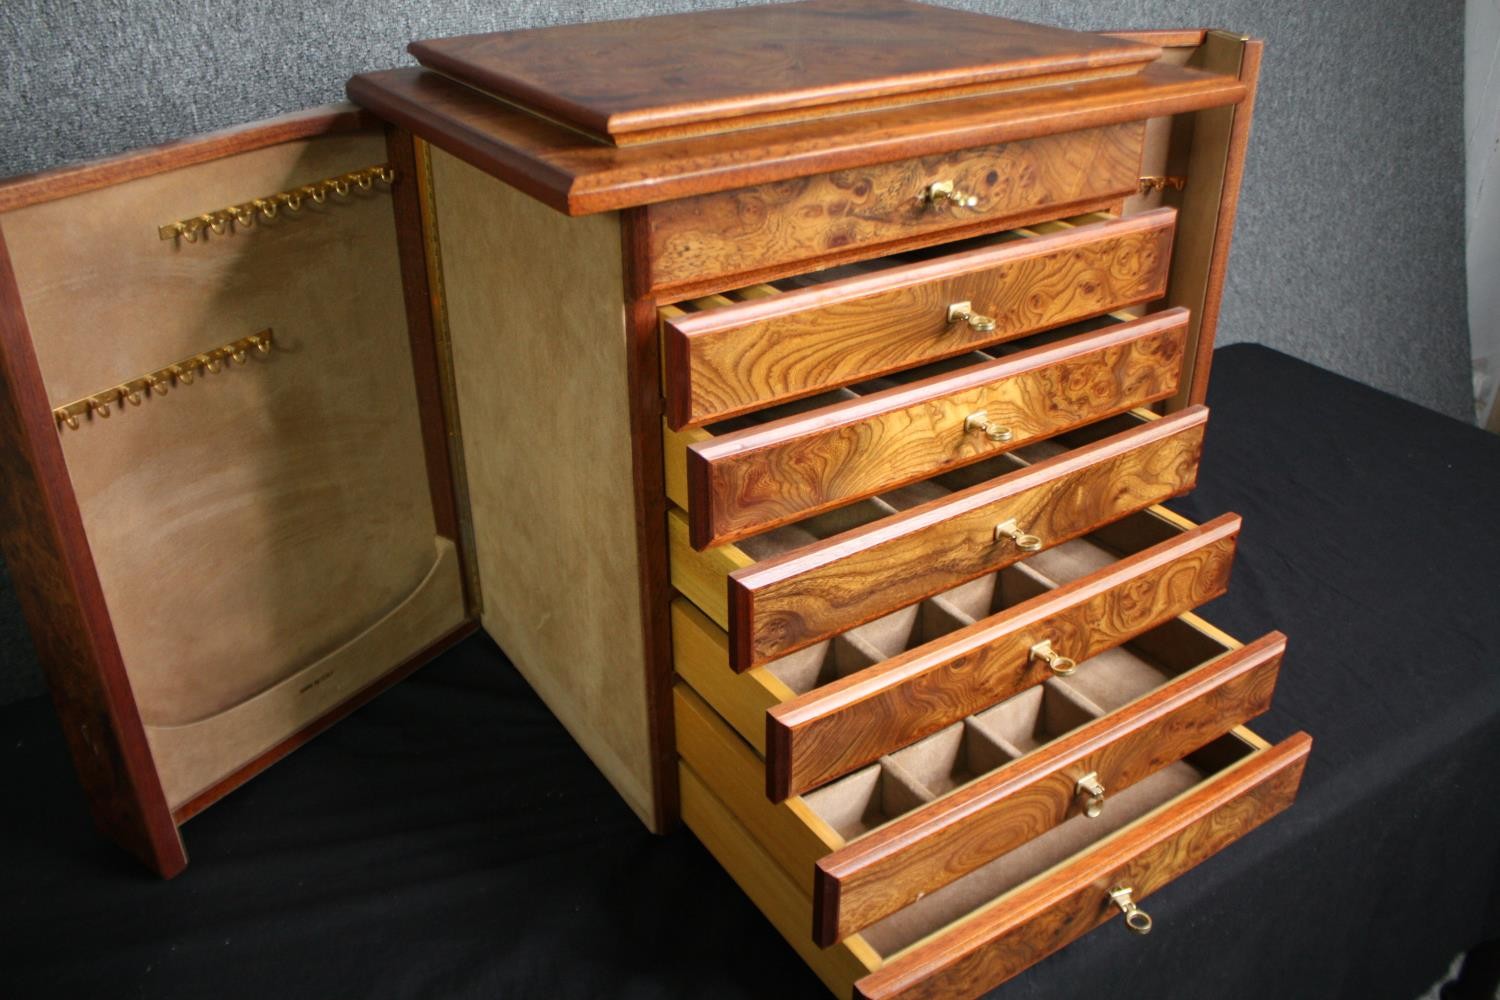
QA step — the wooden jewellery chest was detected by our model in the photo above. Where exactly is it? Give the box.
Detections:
[0,2,1310,996]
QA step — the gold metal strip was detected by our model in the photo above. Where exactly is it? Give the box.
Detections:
[52,329,273,432]
[158,165,396,243]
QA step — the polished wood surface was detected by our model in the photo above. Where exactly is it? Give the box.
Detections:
[663,209,1176,428]
[685,310,1189,550]
[729,408,1207,671]
[0,105,370,214]
[0,233,187,877]
[766,514,1242,801]
[346,62,1246,216]
[646,124,1145,294]
[853,733,1311,1000]
[411,0,1157,145]
[815,631,1285,945]
[622,208,685,830]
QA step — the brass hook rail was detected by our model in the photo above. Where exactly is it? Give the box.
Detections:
[157,164,396,243]
[53,329,273,432]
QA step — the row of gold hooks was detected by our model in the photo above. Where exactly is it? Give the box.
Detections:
[157,165,396,243]
[53,330,273,432]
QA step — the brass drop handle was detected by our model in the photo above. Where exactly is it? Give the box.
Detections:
[947,300,997,332]
[921,179,978,209]
[1029,639,1077,676]
[994,518,1041,552]
[1075,771,1106,818]
[1108,886,1153,935]
[964,410,1013,443]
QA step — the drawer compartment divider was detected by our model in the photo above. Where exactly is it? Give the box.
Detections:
[766,512,1241,800]
[852,733,1311,1000]
[812,630,1286,945]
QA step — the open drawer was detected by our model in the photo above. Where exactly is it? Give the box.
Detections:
[664,306,1189,550]
[674,488,1253,798]
[671,406,1208,672]
[680,703,1307,999]
[660,208,1177,430]
[676,578,1305,996]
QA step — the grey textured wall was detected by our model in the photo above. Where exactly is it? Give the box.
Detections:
[0,0,1470,704]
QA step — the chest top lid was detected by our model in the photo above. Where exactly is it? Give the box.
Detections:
[406,0,1162,146]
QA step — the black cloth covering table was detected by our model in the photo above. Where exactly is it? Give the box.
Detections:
[3,345,1499,1000]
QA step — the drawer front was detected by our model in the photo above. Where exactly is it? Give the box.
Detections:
[767,513,1241,800]
[664,208,1176,429]
[646,122,1147,294]
[813,631,1286,946]
[728,406,1207,671]
[852,733,1312,1000]
[686,308,1188,549]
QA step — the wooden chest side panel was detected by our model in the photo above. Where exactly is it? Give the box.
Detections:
[427,145,659,827]
[646,123,1146,293]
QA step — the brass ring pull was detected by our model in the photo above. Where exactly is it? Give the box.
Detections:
[89,396,112,419]
[376,166,397,184]
[920,179,978,209]
[331,179,351,197]
[994,518,1041,551]
[282,193,303,212]
[200,355,222,375]
[1109,887,1152,935]
[1029,639,1077,676]
[231,348,247,364]
[1075,771,1105,818]
[59,411,79,430]
[148,376,170,396]
[254,198,278,221]
[252,332,273,354]
[123,387,142,406]
[946,300,996,333]
[172,365,195,385]
[964,410,1013,443]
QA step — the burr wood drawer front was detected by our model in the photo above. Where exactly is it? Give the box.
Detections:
[670,407,1210,672]
[660,208,1177,430]
[663,309,1190,551]
[669,491,1248,784]
[643,122,1148,296]
[676,680,1309,1000]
